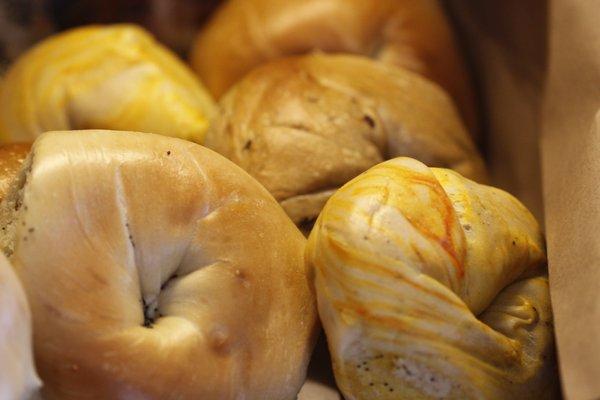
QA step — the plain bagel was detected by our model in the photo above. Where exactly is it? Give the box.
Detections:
[190,0,478,135]
[205,54,487,231]
[0,130,318,400]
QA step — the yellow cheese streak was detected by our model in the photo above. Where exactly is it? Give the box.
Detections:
[0,25,215,143]
[307,157,558,399]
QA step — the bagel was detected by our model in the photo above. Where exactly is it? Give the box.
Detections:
[190,0,477,135]
[0,252,40,400]
[205,54,486,232]
[0,143,30,202]
[0,25,215,143]
[307,157,557,399]
[0,130,318,400]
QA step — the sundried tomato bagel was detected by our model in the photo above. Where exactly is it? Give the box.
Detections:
[307,157,558,399]
[191,0,478,135]
[0,252,40,400]
[0,130,318,400]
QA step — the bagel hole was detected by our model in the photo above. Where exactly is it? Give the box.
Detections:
[160,274,178,291]
[0,152,34,257]
[141,273,179,328]
[142,297,159,328]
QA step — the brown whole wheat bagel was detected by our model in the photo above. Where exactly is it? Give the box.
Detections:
[205,54,486,231]
[190,0,478,135]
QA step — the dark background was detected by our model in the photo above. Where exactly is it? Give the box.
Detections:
[0,0,220,67]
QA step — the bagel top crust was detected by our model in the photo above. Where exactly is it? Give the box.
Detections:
[0,25,215,143]
[191,0,478,135]
[205,54,486,228]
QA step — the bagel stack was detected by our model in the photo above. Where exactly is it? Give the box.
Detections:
[0,1,559,399]
[191,2,556,398]
[0,25,215,143]
[190,0,478,136]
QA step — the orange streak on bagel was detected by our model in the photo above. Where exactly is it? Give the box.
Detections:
[324,235,463,308]
[380,165,466,279]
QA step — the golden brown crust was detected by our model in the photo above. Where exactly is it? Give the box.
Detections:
[191,0,478,135]
[205,54,487,227]
[4,130,318,400]
[0,143,30,203]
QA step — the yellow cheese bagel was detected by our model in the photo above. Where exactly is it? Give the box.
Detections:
[307,157,558,399]
[0,25,215,143]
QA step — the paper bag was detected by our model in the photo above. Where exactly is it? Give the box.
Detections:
[447,0,547,222]
[451,1,600,399]
[542,1,600,399]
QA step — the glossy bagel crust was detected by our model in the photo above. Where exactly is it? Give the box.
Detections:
[0,25,215,143]
[205,54,486,228]
[191,0,478,135]
[0,130,318,400]
[307,157,558,399]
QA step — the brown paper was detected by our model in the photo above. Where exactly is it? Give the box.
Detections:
[542,1,600,399]
[451,1,600,398]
